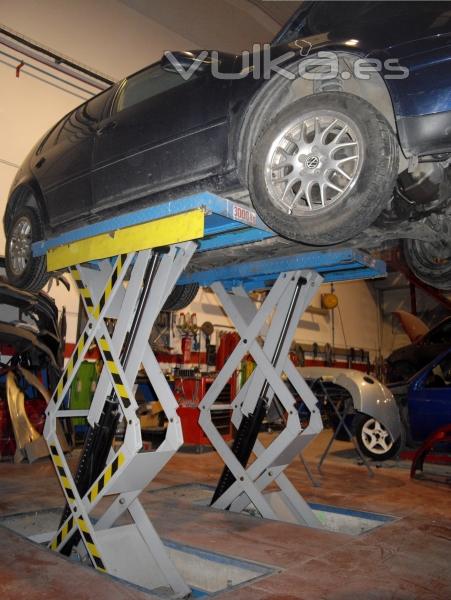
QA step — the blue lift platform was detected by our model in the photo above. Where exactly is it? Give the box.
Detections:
[37,192,386,598]
[33,191,385,287]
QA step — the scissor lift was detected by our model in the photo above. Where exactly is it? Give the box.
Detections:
[35,192,386,597]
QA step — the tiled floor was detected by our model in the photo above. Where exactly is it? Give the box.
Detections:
[0,432,450,599]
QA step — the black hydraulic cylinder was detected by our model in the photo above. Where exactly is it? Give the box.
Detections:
[210,276,306,508]
[59,252,162,555]
[59,401,120,554]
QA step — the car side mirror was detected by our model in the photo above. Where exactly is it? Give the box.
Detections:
[161,51,211,75]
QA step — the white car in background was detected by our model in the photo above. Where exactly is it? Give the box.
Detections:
[300,367,402,460]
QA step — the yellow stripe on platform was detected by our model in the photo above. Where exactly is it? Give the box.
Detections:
[47,209,205,270]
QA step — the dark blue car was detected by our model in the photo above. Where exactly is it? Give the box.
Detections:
[394,349,451,444]
[4,1,451,292]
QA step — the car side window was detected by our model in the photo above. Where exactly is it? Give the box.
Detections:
[114,65,185,114]
[424,354,451,389]
[55,87,113,146]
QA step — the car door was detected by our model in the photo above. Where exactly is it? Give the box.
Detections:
[91,53,233,213]
[33,87,114,227]
[408,352,451,441]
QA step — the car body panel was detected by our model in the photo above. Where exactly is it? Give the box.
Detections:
[299,366,402,441]
[380,34,451,118]
[0,279,63,371]
[31,87,116,227]
[32,114,93,226]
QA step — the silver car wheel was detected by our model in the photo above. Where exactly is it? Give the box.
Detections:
[360,418,394,456]
[8,215,32,276]
[264,110,363,216]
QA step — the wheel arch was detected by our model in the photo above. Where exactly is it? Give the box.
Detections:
[4,179,50,236]
[234,50,401,185]
[333,369,402,442]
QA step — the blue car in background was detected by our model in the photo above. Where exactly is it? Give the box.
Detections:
[392,349,451,445]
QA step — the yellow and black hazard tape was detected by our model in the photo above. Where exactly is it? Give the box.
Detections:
[56,331,89,399]
[50,514,75,550]
[48,443,106,572]
[98,336,131,409]
[77,516,106,572]
[87,451,125,503]
[70,253,127,320]
[49,444,76,502]
[71,268,95,312]
[54,254,128,403]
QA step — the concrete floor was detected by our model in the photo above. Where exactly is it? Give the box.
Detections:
[0,431,450,600]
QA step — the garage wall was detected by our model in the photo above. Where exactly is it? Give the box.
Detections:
[0,0,405,362]
[187,278,383,360]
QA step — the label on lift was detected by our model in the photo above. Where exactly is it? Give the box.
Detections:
[230,204,257,226]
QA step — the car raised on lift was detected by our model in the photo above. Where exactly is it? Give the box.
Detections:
[3,1,451,292]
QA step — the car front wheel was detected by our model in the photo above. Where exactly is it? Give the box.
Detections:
[354,413,401,461]
[5,205,49,292]
[249,92,398,245]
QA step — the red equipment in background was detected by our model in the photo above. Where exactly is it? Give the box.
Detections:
[181,336,192,364]
[216,332,240,371]
[174,375,235,449]
[173,331,240,450]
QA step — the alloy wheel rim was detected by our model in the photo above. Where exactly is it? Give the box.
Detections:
[8,216,32,276]
[264,110,363,216]
[361,418,393,455]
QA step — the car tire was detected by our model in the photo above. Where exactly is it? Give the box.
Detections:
[162,283,199,311]
[404,238,451,291]
[5,206,49,292]
[248,92,398,245]
[354,413,401,461]
[386,360,417,383]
